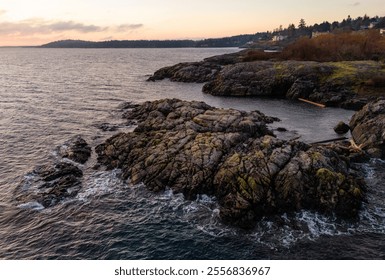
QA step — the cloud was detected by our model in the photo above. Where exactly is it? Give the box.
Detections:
[0,18,143,36]
[47,21,106,33]
[351,2,360,6]
[116,24,144,32]
[0,9,6,16]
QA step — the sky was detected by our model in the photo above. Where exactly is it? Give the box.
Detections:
[0,0,384,46]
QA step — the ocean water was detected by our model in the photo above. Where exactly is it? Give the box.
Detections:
[0,48,384,259]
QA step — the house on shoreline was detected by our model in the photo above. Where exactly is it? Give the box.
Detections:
[312,31,330,38]
[272,35,288,42]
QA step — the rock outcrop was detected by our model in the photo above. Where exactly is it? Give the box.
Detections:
[350,99,385,158]
[57,135,92,164]
[148,51,385,110]
[147,50,250,83]
[96,99,365,229]
[15,136,91,208]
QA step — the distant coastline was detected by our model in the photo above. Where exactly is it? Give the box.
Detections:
[39,35,261,48]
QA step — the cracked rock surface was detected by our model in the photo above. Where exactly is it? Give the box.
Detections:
[96,99,365,229]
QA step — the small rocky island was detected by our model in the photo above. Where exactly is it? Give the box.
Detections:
[96,99,367,229]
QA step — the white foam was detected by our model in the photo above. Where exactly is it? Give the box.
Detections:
[295,211,339,237]
[17,201,45,211]
[77,169,126,201]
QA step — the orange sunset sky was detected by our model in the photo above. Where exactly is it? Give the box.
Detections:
[0,0,384,46]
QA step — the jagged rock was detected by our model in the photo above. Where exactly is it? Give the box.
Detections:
[15,162,83,208]
[148,62,221,83]
[340,98,369,111]
[350,99,385,158]
[96,99,365,229]
[96,123,119,132]
[147,50,250,83]
[15,138,91,208]
[334,121,350,134]
[118,101,139,110]
[57,136,91,164]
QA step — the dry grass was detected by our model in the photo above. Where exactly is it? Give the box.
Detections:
[280,30,385,62]
[242,30,385,62]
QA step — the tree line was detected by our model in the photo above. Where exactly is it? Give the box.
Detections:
[40,15,385,49]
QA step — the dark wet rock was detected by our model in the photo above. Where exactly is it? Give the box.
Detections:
[57,136,91,164]
[118,101,139,110]
[334,121,350,135]
[276,127,288,132]
[147,61,221,83]
[15,137,89,208]
[96,123,119,132]
[340,98,369,111]
[149,51,385,109]
[35,162,83,182]
[147,50,250,83]
[15,162,83,208]
[350,99,385,158]
[96,99,365,229]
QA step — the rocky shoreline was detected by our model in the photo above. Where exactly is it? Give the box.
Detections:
[148,50,385,110]
[14,97,385,229]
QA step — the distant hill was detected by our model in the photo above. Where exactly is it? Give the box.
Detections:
[41,39,195,48]
[40,34,269,48]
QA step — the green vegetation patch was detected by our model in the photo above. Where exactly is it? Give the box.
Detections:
[316,168,345,185]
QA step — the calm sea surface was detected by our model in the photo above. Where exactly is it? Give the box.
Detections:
[0,48,384,259]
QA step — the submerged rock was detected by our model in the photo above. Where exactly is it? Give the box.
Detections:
[96,99,365,229]
[15,137,91,208]
[350,99,385,158]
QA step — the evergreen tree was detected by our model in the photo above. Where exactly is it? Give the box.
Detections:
[298,18,306,29]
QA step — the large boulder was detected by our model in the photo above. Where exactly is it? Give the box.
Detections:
[96,99,365,229]
[334,121,350,134]
[350,99,385,158]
